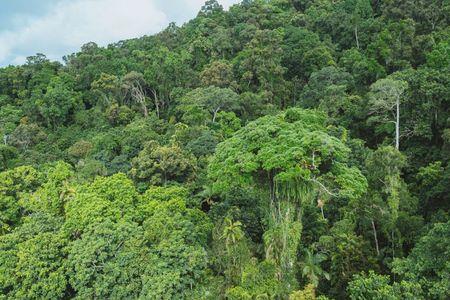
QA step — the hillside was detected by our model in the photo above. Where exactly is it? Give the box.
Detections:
[0,0,449,299]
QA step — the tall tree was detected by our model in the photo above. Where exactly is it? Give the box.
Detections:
[368,78,408,150]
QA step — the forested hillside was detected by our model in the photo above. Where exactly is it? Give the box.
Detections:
[0,0,449,299]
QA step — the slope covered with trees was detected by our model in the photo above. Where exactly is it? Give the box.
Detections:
[0,0,449,299]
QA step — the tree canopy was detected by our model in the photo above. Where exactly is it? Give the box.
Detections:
[0,0,449,298]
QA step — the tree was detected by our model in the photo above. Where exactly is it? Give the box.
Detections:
[9,122,46,150]
[139,195,212,299]
[67,220,146,299]
[179,86,240,124]
[426,41,450,70]
[282,26,324,81]
[0,213,66,299]
[0,104,22,142]
[91,73,120,108]
[368,78,408,150]
[348,271,422,300]
[211,215,251,285]
[35,76,81,127]
[0,145,17,170]
[209,108,367,290]
[366,20,415,72]
[393,221,450,299]
[13,231,68,299]
[130,141,197,186]
[301,66,360,127]
[362,146,407,258]
[199,0,223,16]
[19,162,74,216]
[289,284,317,300]
[200,60,236,88]
[225,259,285,299]
[63,173,139,235]
[234,29,287,106]
[318,219,376,298]
[300,249,330,288]
[144,47,193,115]
[339,48,386,88]
[121,71,149,117]
[0,166,42,233]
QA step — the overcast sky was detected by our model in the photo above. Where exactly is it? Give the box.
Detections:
[0,0,240,66]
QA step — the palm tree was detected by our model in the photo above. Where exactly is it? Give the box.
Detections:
[299,248,330,287]
[199,185,215,207]
[221,217,244,251]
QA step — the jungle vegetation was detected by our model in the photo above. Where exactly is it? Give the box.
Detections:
[0,0,449,299]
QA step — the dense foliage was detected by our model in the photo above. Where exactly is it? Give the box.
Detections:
[0,0,449,298]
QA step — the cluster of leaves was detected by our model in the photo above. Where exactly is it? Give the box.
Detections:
[0,163,212,299]
[0,0,449,299]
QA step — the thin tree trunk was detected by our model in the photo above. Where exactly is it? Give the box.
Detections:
[151,89,160,118]
[212,107,221,123]
[355,26,360,49]
[371,219,380,256]
[142,104,149,118]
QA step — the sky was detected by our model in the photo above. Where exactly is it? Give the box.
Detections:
[0,0,240,67]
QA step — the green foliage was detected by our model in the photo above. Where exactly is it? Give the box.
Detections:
[348,270,423,300]
[130,140,197,186]
[0,213,65,299]
[36,76,81,127]
[63,173,139,235]
[13,231,68,299]
[0,0,448,298]
[209,108,366,201]
[179,86,241,125]
[300,249,330,288]
[19,161,74,216]
[289,284,316,300]
[67,220,145,299]
[393,221,450,299]
[226,259,285,299]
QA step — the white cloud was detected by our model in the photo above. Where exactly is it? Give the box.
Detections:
[0,0,169,65]
[0,0,242,66]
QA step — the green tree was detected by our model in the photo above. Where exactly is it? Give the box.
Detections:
[300,249,330,288]
[209,108,367,293]
[234,29,287,106]
[67,220,146,299]
[179,86,240,124]
[130,140,197,186]
[368,78,408,150]
[121,71,149,117]
[358,146,407,259]
[348,270,423,300]
[36,76,81,127]
[0,213,65,299]
[200,60,236,88]
[91,73,121,108]
[393,221,450,299]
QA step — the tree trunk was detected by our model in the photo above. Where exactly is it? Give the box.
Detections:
[142,104,149,118]
[371,219,380,256]
[354,26,360,49]
[212,106,221,123]
[151,89,160,118]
